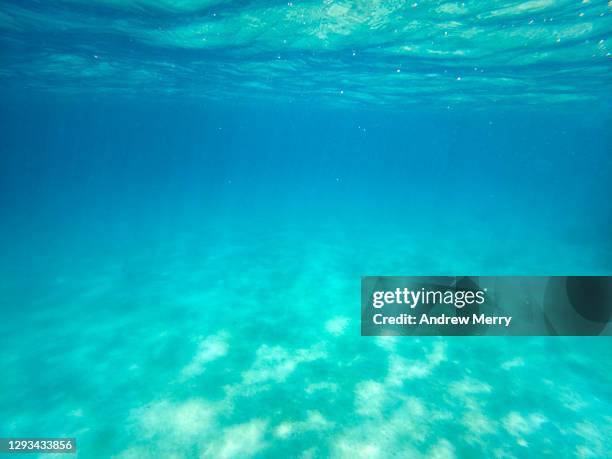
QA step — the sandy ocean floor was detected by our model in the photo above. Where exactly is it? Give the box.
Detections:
[1,219,610,458]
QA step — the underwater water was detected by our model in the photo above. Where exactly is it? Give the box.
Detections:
[1,1,612,458]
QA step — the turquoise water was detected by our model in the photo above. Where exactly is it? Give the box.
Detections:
[1,1,612,458]
[1,0,611,108]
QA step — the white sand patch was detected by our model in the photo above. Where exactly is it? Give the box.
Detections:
[304,410,331,429]
[374,336,399,351]
[385,354,429,384]
[333,437,383,459]
[242,344,327,385]
[274,410,332,439]
[450,378,492,396]
[134,398,218,440]
[339,342,457,457]
[389,397,447,442]
[300,448,318,459]
[225,343,327,398]
[492,447,515,459]
[354,380,388,416]
[354,341,449,431]
[428,439,456,459]
[557,388,587,412]
[461,403,497,446]
[181,331,229,380]
[351,391,439,443]
[332,397,441,458]
[502,412,547,437]
[572,421,606,458]
[429,341,447,365]
[576,446,597,458]
[501,357,524,370]
[402,396,427,418]
[274,421,295,439]
[385,341,447,386]
[305,381,339,394]
[461,409,497,439]
[449,378,494,413]
[122,397,267,458]
[203,419,267,459]
[325,316,350,336]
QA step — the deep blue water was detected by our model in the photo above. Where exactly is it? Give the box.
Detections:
[1,1,612,458]
[2,100,611,274]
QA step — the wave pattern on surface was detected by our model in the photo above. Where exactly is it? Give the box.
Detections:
[1,0,611,107]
